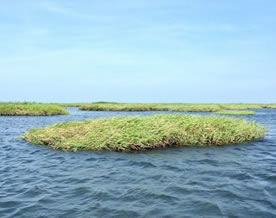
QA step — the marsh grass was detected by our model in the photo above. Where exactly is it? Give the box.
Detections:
[23,114,266,152]
[0,103,68,116]
[216,110,256,115]
[262,104,276,109]
[79,103,276,112]
[79,103,223,112]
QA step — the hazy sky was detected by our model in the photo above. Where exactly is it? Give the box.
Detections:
[0,0,275,103]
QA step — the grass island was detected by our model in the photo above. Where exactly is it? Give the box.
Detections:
[23,114,266,152]
[0,103,68,116]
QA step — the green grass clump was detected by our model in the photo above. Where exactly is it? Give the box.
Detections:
[0,103,69,116]
[23,114,266,152]
[216,110,256,116]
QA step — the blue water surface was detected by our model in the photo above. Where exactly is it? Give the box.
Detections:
[0,108,276,217]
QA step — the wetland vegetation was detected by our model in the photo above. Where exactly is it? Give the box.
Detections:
[78,103,276,112]
[23,114,266,152]
[0,103,68,116]
[216,110,256,116]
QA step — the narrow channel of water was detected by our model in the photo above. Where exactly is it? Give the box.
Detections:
[0,108,276,217]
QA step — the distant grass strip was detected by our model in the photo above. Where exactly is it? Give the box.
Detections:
[0,103,68,116]
[79,103,223,112]
[216,110,256,116]
[23,115,266,152]
[79,103,276,112]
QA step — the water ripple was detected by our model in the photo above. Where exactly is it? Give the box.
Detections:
[0,108,276,217]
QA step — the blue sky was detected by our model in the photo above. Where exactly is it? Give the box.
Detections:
[0,0,275,103]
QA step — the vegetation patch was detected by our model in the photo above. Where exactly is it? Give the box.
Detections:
[0,103,68,116]
[79,103,223,112]
[216,110,256,116]
[79,103,276,112]
[23,115,266,152]
[262,104,276,109]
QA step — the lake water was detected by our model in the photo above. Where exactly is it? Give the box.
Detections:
[1,108,276,217]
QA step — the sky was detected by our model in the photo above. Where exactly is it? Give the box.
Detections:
[0,0,275,103]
